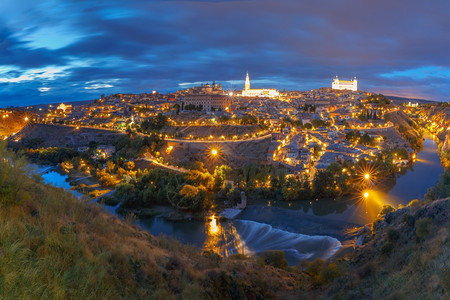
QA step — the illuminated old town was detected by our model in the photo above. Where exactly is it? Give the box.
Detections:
[0,0,449,299]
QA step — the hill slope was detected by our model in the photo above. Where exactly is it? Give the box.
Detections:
[0,141,448,299]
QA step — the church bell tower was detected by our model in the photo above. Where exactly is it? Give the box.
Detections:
[244,72,251,91]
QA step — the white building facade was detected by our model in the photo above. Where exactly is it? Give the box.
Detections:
[332,76,358,91]
[241,72,280,98]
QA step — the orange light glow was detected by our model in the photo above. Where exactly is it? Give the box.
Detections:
[209,216,219,234]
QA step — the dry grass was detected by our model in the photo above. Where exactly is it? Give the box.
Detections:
[2,141,448,299]
[0,142,304,299]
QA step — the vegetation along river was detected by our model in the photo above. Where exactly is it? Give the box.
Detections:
[33,137,443,266]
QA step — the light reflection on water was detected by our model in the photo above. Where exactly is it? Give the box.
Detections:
[203,216,250,258]
[257,136,443,225]
[30,136,443,265]
[201,216,341,265]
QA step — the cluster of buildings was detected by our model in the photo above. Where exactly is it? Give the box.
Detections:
[16,71,417,183]
[182,82,231,112]
[26,93,176,130]
[182,73,358,112]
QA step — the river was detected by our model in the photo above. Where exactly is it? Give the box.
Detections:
[33,136,444,266]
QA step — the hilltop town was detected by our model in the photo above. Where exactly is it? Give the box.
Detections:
[7,76,423,174]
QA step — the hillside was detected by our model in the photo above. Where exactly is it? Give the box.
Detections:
[0,110,27,139]
[0,141,448,299]
[8,123,123,148]
[0,142,303,299]
[323,198,449,299]
[387,110,423,150]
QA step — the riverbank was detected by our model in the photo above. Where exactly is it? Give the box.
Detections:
[4,150,449,299]
[26,135,445,267]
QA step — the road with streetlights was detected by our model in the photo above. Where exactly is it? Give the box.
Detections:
[140,152,188,173]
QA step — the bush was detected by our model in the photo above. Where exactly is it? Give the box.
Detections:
[401,214,415,227]
[380,242,394,255]
[356,262,375,279]
[318,263,339,285]
[202,250,222,267]
[378,205,395,218]
[415,217,432,238]
[387,228,400,242]
[257,250,288,269]
[407,199,420,208]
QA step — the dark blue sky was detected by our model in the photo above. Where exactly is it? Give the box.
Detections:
[1,0,450,107]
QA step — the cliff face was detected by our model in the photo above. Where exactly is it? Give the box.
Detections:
[8,123,122,148]
[388,110,423,150]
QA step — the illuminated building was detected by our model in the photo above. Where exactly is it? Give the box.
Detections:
[332,76,358,91]
[183,82,231,111]
[56,103,72,113]
[241,72,279,98]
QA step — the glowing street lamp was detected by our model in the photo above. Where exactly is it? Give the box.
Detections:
[364,173,370,180]
[211,149,218,156]
[364,191,369,199]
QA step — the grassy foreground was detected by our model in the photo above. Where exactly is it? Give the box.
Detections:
[0,143,302,299]
[1,140,449,299]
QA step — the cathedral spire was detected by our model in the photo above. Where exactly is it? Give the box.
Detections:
[244,72,250,91]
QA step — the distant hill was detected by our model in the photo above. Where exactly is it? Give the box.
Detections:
[386,95,439,105]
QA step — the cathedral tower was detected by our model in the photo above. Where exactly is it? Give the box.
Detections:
[244,72,251,91]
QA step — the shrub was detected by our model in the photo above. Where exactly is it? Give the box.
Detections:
[415,217,432,238]
[229,254,248,260]
[306,258,325,276]
[356,262,375,279]
[381,242,394,255]
[378,205,395,218]
[387,228,400,242]
[202,250,222,267]
[318,263,339,285]
[401,214,415,227]
[257,250,288,269]
[407,199,420,208]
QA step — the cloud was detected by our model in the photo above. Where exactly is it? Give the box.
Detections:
[380,66,450,80]
[84,83,114,90]
[1,0,450,106]
[84,79,120,90]
[0,65,69,83]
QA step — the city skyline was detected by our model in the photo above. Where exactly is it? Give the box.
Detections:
[1,0,450,107]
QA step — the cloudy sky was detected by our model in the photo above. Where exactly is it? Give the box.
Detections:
[1,0,450,107]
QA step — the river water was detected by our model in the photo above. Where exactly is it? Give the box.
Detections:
[33,137,444,266]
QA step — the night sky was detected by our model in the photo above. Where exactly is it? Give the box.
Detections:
[1,0,450,107]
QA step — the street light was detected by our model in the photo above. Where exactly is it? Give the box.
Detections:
[364,173,370,180]
[211,149,218,156]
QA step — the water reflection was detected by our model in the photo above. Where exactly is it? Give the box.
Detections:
[203,216,249,258]
[202,216,341,266]
[30,136,444,266]
[254,137,443,225]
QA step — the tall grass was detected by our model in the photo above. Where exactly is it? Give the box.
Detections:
[0,141,302,299]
